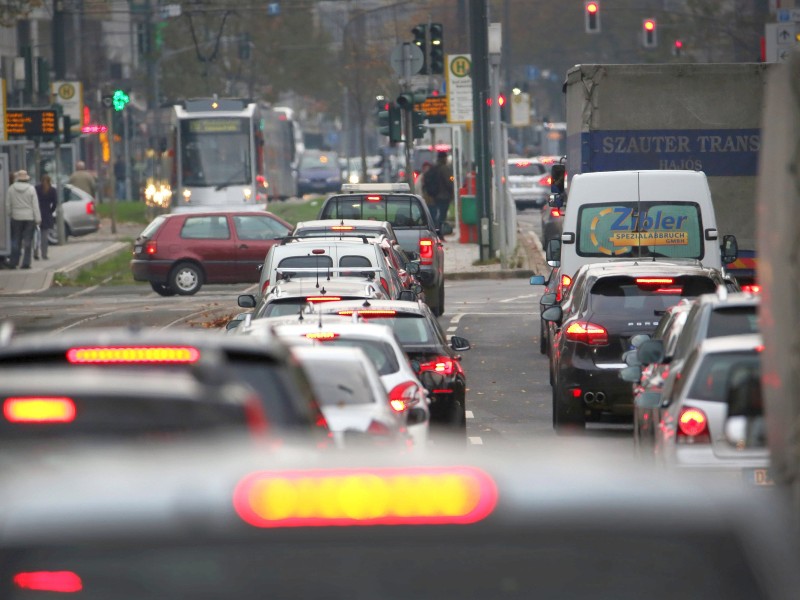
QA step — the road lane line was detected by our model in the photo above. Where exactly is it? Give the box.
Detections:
[499,294,535,304]
[466,410,474,419]
[468,436,483,445]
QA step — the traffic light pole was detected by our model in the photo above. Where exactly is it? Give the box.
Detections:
[106,104,117,234]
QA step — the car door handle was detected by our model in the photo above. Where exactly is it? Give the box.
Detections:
[239,244,249,249]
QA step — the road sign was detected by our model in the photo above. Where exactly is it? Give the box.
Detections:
[446,54,472,124]
[51,81,83,133]
[510,92,531,127]
[390,43,424,78]
[765,23,798,62]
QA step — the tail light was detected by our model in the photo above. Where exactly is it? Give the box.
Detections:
[556,274,572,302]
[419,356,462,376]
[4,397,76,423]
[742,284,761,294]
[366,195,383,202]
[367,419,392,436]
[331,225,354,231]
[306,296,342,303]
[304,332,339,340]
[244,396,269,436]
[538,175,552,186]
[636,278,674,285]
[564,321,609,346]
[549,208,563,218]
[419,238,434,265]
[86,201,95,215]
[389,381,419,412]
[338,309,397,318]
[13,571,83,593]
[66,346,200,364]
[145,241,157,255]
[261,280,270,294]
[677,407,710,443]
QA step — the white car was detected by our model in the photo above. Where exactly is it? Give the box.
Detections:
[48,183,101,244]
[507,158,549,209]
[291,345,413,449]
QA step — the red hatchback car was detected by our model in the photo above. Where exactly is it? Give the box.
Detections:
[131,211,292,295]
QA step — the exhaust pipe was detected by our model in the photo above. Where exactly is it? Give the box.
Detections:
[595,392,606,403]
[584,392,595,404]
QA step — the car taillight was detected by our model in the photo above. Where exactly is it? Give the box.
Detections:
[564,321,608,346]
[420,356,461,376]
[366,195,383,202]
[389,381,419,412]
[261,280,270,294]
[419,238,434,265]
[742,284,761,294]
[331,225,354,231]
[538,175,552,186]
[145,241,157,255]
[306,296,342,303]
[13,571,83,593]
[556,274,572,302]
[549,208,562,218]
[380,277,389,294]
[636,278,674,285]
[367,419,392,436]
[304,332,339,340]
[86,201,95,215]
[4,397,76,423]
[677,407,710,443]
[66,346,200,364]
[244,396,269,435]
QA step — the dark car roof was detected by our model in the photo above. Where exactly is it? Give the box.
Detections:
[574,260,725,281]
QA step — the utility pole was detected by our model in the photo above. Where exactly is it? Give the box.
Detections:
[53,0,66,80]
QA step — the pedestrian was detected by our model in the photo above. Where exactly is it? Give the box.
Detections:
[114,156,126,200]
[35,174,57,260]
[68,160,97,198]
[423,151,454,231]
[5,170,41,270]
[416,161,434,209]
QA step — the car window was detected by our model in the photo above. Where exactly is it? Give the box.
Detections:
[508,161,545,176]
[323,338,400,375]
[707,307,759,337]
[63,187,76,202]
[321,196,427,228]
[277,255,334,277]
[339,255,373,268]
[300,153,338,170]
[140,216,167,239]
[588,276,716,316]
[688,352,760,402]
[181,216,231,240]
[233,215,290,240]
[302,360,379,406]
[370,315,436,345]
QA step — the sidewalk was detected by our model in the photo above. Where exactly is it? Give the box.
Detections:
[0,219,548,295]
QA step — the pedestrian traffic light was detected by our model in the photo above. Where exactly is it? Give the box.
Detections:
[584,2,600,34]
[642,19,657,48]
[673,39,683,57]
[378,103,402,144]
[112,89,130,112]
[429,23,444,75]
[412,24,427,74]
[412,111,426,139]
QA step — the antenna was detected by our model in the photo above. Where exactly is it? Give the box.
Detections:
[362,299,371,307]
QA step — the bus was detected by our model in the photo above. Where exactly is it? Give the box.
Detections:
[171,98,270,212]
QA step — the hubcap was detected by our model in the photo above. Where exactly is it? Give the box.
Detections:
[176,269,197,291]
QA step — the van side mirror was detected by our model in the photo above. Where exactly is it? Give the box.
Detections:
[550,163,565,193]
[721,234,738,265]
[546,238,561,267]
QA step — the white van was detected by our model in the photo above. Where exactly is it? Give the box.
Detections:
[543,170,737,298]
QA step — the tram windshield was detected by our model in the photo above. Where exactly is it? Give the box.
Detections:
[180,117,252,188]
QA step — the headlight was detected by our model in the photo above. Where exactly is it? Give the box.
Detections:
[349,173,360,184]
[243,187,252,201]
[182,188,192,201]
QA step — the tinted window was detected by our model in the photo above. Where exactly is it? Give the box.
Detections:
[688,351,760,402]
[369,315,436,345]
[277,255,333,277]
[508,161,545,176]
[181,216,230,240]
[321,196,426,228]
[233,215,289,240]
[339,255,372,268]
[302,359,379,406]
[707,307,759,337]
[577,202,704,260]
[589,276,716,316]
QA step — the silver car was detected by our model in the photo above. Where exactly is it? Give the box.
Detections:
[48,183,101,244]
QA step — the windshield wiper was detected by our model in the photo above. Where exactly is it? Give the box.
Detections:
[215,168,247,191]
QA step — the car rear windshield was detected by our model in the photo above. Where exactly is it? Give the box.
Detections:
[577,202,704,260]
[320,196,426,228]
[140,216,167,239]
[589,276,717,316]
[688,351,760,402]
[277,255,334,277]
[509,161,546,176]
[367,314,436,345]
[302,359,379,405]
[319,338,400,376]
[708,307,759,337]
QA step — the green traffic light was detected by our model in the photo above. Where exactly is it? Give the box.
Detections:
[113,89,130,112]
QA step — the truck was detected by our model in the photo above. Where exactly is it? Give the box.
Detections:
[564,63,774,284]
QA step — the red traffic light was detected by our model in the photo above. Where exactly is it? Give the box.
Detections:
[586,2,598,13]
[674,40,683,49]
[643,19,656,32]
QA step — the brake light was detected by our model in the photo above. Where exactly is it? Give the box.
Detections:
[556,274,572,302]
[380,277,389,294]
[306,296,342,303]
[233,466,498,527]
[419,357,460,376]
[304,332,339,340]
[564,321,609,346]
[550,208,562,218]
[366,195,383,202]
[742,284,761,294]
[515,160,531,167]
[331,225,354,231]
[389,381,419,412]
[367,419,392,435]
[244,396,269,435]
[66,346,200,364]
[13,571,83,593]
[145,240,157,255]
[419,238,434,265]
[311,249,326,255]
[538,175,552,186]
[4,397,76,423]
[261,279,270,294]
[86,201,95,215]
[677,407,710,443]
[636,278,674,285]
[338,309,397,317]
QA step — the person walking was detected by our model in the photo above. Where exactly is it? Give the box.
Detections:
[6,170,41,270]
[423,151,454,231]
[114,156,126,200]
[416,161,435,210]
[35,174,57,260]
[68,160,97,198]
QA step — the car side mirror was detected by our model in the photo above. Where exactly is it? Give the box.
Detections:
[406,261,421,275]
[529,275,546,286]
[238,294,256,308]
[721,234,738,265]
[637,339,664,365]
[450,336,471,351]
[541,306,562,323]
[398,290,416,302]
[623,350,641,367]
[546,238,561,267]
[620,365,642,382]
[540,292,557,307]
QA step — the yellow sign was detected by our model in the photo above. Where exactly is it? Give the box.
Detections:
[610,231,688,246]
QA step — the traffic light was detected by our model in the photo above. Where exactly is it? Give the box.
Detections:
[378,102,402,144]
[412,24,427,74]
[112,89,130,112]
[673,39,683,57]
[642,19,657,48]
[412,111,426,139]
[584,1,600,34]
[63,116,72,143]
[429,23,444,75]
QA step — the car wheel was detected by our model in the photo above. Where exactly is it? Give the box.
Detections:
[169,262,203,295]
[553,382,586,434]
[150,282,176,297]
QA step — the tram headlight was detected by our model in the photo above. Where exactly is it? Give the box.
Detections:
[243,187,252,201]
[182,188,192,202]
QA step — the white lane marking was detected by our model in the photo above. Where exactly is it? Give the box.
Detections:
[465,410,474,419]
[499,294,536,304]
[447,326,458,333]
[468,436,483,445]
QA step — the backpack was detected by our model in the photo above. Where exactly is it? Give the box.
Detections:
[422,167,441,198]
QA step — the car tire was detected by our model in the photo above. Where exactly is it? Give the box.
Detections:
[169,262,203,295]
[150,282,176,296]
[552,382,586,434]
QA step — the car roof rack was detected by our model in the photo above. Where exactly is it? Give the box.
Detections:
[276,267,380,282]
[340,183,411,194]
[280,235,370,245]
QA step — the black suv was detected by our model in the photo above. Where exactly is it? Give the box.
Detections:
[317,184,447,316]
[541,260,728,432]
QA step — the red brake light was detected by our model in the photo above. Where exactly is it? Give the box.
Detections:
[389,381,419,412]
[742,284,761,294]
[305,296,342,303]
[66,346,200,364]
[304,332,340,340]
[4,397,76,423]
[244,396,270,436]
[538,175,552,186]
[564,321,609,346]
[636,278,674,285]
[515,160,531,167]
[550,208,561,217]
[419,238,434,265]
[366,195,383,202]
[311,249,326,255]
[338,309,397,317]
[677,407,710,442]
[556,274,572,302]
[419,357,459,376]
[86,201,95,215]
[13,571,83,593]
[380,277,389,294]
[145,241,157,255]
[262,279,270,294]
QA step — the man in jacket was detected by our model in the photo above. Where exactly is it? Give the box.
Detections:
[423,151,454,231]
[35,174,57,260]
[6,170,41,269]
[68,161,97,198]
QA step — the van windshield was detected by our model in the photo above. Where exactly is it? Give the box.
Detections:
[577,202,703,260]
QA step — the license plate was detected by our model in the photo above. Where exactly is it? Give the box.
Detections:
[134,246,142,255]
[744,467,774,487]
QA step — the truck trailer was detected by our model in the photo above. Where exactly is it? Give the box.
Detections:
[564,63,774,284]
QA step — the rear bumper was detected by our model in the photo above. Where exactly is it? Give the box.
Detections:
[131,259,172,283]
[558,362,633,416]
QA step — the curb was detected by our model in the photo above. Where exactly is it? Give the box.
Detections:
[448,269,536,281]
[55,241,131,280]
